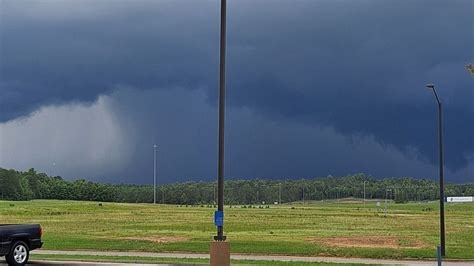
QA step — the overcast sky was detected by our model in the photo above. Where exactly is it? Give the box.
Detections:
[0,0,472,184]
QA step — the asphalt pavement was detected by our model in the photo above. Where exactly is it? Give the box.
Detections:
[0,260,200,266]
[2,250,474,266]
[0,259,473,266]
[29,250,474,266]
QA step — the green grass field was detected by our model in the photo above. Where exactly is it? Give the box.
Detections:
[1,200,473,260]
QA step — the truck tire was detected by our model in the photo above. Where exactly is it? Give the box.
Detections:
[6,241,29,266]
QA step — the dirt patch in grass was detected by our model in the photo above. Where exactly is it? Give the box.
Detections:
[312,236,429,249]
[122,236,189,243]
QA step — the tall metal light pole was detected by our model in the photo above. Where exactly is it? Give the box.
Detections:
[279,183,282,204]
[215,0,227,242]
[153,144,157,204]
[363,180,366,204]
[384,188,391,218]
[213,181,216,204]
[51,162,57,177]
[162,186,165,204]
[426,84,446,256]
[302,188,305,205]
[210,1,230,265]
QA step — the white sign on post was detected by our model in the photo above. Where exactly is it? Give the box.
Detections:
[446,196,473,203]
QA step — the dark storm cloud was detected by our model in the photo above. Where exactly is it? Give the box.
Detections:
[0,0,220,120]
[0,0,473,178]
[4,87,451,184]
[107,88,449,183]
[3,86,473,183]
[223,0,473,171]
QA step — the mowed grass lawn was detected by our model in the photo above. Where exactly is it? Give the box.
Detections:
[0,200,473,260]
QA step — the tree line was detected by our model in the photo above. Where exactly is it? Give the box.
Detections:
[0,168,472,204]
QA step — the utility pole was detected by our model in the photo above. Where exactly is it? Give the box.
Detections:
[213,182,216,204]
[153,145,157,204]
[385,188,391,218]
[162,186,165,204]
[279,183,282,204]
[302,188,305,205]
[321,184,325,202]
[51,162,57,177]
[363,180,366,204]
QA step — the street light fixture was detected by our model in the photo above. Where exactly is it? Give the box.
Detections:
[425,83,446,257]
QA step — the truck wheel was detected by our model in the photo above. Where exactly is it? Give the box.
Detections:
[6,241,29,266]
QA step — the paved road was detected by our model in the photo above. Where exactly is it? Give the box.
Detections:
[27,250,474,266]
[0,260,197,266]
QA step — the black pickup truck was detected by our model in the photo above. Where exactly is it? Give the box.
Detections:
[0,224,43,265]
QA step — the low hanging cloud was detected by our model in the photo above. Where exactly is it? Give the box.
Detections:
[0,96,133,179]
[1,87,471,183]
[0,0,472,182]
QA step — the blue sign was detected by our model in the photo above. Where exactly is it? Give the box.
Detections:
[214,211,223,226]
